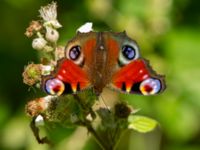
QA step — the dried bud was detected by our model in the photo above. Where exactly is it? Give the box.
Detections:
[39,2,57,22]
[23,63,42,86]
[114,103,132,118]
[25,20,42,37]
[26,98,45,117]
[25,96,55,117]
[31,21,42,31]
[32,37,47,50]
[45,26,59,43]
[39,2,62,29]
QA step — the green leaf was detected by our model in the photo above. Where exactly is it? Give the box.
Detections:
[128,115,158,133]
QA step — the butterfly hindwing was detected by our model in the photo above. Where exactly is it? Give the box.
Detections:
[42,58,91,96]
[111,58,165,95]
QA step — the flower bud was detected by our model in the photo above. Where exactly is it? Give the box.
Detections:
[23,63,42,86]
[45,27,59,43]
[25,95,55,117]
[25,20,42,38]
[32,37,47,50]
[114,103,132,118]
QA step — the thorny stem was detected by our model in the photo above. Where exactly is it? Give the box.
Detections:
[30,117,52,145]
[73,94,113,150]
[84,121,109,150]
[50,42,57,60]
[73,94,96,119]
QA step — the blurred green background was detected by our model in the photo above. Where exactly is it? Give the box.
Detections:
[0,0,200,150]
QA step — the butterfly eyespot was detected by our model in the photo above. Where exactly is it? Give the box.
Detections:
[119,43,139,66]
[45,78,65,96]
[139,78,161,95]
[66,45,84,66]
[69,46,81,60]
[122,45,136,60]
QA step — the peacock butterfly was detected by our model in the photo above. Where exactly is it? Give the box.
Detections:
[42,31,165,96]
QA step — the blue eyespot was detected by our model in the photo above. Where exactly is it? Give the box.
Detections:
[118,43,139,66]
[69,46,81,60]
[122,45,136,60]
[139,78,161,95]
[66,45,84,66]
[45,78,65,96]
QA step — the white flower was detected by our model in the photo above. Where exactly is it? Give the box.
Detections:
[32,37,47,50]
[45,26,59,42]
[39,2,62,28]
[35,115,44,126]
[77,22,93,33]
[86,113,93,121]
[41,65,53,75]
[70,114,79,123]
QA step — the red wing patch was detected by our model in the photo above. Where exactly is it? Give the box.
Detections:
[111,59,165,95]
[42,59,91,95]
[56,59,90,91]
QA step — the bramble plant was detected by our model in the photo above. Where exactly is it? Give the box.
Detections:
[23,2,160,150]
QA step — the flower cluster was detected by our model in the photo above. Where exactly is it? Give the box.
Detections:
[23,2,64,86]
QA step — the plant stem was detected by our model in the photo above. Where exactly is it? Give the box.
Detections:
[73,95,110,149]
[85,122,109,150]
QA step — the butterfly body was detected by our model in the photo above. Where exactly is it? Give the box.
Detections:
[42,31,165,96]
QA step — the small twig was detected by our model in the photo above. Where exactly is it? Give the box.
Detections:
[73,94,96,119]
[85,122,109,150]
[73,94,110,149]
[30,117,52,145]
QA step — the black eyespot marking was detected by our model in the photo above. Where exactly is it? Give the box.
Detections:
[130,82,141,94]
[121,82,126,92]
[122,45,136,60]
[69,46,81,60]
[64,83,73,94]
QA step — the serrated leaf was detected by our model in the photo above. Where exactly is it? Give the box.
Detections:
[128,115,158,133]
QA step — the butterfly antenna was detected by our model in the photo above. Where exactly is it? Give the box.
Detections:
[99,95,111,113]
